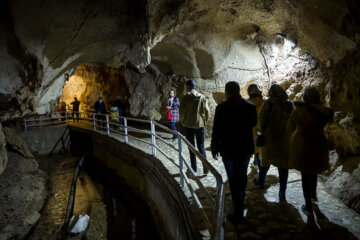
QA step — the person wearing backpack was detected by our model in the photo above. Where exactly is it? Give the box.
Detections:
[180,80,210,175]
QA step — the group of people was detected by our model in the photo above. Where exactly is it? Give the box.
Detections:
[167,80,210,174]
[59,96,125,127]
[93,96,125,128]
[168,79,334,224]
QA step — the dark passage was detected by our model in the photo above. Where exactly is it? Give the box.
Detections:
[84,155,160,240]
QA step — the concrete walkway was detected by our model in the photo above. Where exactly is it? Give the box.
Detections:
[69,120,360,239]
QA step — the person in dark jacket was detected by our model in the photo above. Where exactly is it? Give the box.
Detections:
[288,87,334,214]
[94,96,107,127]
[113,96,125,126]
[259,84,293,201]
[71,97,80,122]
[211,81,257,224]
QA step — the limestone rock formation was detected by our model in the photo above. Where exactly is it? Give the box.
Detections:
[0,139,45,239]
[0,124,8,175]
[3,127,35,160]
[324,154,360,213]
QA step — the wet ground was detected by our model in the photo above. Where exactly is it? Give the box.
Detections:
[26,153,160,240]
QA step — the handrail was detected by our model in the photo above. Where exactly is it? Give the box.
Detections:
[23,111,225,240]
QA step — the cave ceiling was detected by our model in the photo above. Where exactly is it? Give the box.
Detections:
[0,0,359,117]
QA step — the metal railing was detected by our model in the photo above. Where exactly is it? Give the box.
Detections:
[24,111,225,239]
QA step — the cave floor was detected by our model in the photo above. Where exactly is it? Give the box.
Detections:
[69,120,360,240]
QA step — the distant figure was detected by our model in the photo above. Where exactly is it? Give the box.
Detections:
[180,80,210,174]
[247,84,269,188]
[94,97,107,127]
[211,81,257,224]
[166,90,180,140]
[259,84,293,201]
[59,101,66,121]
[71,97,80,122]
[110,105,120,129]
[113,96,125,126]
[288,87,334,214]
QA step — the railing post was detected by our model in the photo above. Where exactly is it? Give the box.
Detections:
[40,116,42,128]
[24,119,27,132]
[124,118,128,144]
[150,121,156,157]
[178,136,184,187]
[93,114,96,131]
[106,115,110,136]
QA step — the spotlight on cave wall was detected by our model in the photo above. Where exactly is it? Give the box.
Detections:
[60,75,86,110]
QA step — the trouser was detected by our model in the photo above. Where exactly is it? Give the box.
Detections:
[184,127,208,173]
[222,155,251,217]
[170,122,177,139]
[301,172,317,209]
[118,109,124,125]
[96,115,106,127]
[72,111,79,121]
[254,153,270,187]
[278,168,289,195]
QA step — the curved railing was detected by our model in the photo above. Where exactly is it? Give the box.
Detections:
[24,111,225,240]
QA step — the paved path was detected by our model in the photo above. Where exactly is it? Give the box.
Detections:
[69,120,360,239]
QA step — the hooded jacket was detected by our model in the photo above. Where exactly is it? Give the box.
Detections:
[288,102,334,173]
[180,89,210,128]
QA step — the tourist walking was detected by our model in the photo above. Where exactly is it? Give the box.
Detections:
[71,97,80,122]
[259,84,293,200]
[113,96,125,126]
[288,87,334,214]
[94,97,107,127]
[166,90,180,140]
[180,80,210,174]
[247,84,269,188]
[211,81,257,223]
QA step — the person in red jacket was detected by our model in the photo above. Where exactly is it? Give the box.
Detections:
[166,90,180,140]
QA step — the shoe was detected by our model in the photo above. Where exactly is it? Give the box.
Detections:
[301,205,313,215]
[226,213,244,225]
[279,192,286,201]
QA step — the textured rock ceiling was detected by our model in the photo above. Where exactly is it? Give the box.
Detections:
[0,0,358,117]
[0,0,359,158]
[0,0,359,215]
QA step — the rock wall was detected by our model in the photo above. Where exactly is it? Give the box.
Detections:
[0,127,46,239]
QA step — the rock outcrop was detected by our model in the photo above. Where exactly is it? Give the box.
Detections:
[0,124,8,175]
[0,128,46,239]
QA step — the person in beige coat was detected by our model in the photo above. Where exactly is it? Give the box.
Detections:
[247,84,269,188]
[180,80,210,174]
[259,84,293,200]
[288,87,334,214]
